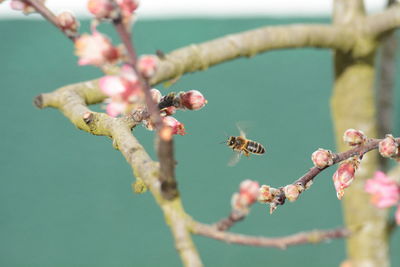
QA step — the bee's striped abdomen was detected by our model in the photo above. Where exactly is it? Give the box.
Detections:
[246,140,265,154]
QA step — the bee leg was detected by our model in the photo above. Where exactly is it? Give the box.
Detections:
[244,150,250,157]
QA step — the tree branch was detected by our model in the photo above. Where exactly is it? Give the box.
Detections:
[150,24,355,85]
[34,83,202,267]
[192,222,349,249]
[365,4,400,37]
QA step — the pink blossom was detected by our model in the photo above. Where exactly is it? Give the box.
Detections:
[87,0,115,19]
[332,159,359,200]
[99,65,142,117]
[57,11,79,32]
[106,102,126,117]
[137,55,158,78]
[365,171,400,208]
[180,90,207,110]
[311,148,334,169]
[75,30,119,66]
[258,185,277,203]
[10,0,46,14]
[396,205,400,225]
[163,116,186,136]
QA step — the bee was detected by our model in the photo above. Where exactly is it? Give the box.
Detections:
[226,125,265,166]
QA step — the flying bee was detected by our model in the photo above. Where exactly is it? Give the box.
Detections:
[225,125,266,166]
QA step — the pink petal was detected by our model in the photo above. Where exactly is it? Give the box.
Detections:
[396,205,400,225]
[99,76,126,96]
[106,102,126,117]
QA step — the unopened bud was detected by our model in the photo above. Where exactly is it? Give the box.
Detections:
[311,148,334,169]
[163,116,186,136]
[332,158,359,199]
[180,90,207,110]
[283,184,300,202]
[160,106,176,117]
[379,134,398,158]
[258,185,277,203]
[343,129,366,146]
[239,179,260,205]
[87,0,116,19]
[150,88,162,103]
[57,11,80,33]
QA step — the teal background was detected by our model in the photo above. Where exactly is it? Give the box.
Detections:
[0,17,399,266]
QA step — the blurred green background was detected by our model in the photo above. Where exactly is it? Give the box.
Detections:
[0,18,399,266]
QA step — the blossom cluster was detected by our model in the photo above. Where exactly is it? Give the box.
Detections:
[365,171,400,225]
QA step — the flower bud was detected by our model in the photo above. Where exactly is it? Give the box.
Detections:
[379,134,398,158]
[163,116,186,136]
[231,193,248,213]
[180,90,207,110]
[343,129,366,146]
[239,180,260,205]
[258,185,277,203]
[87,0,116,19]
[396,205,400,225]
[311,148,334,169]
[150,88,162,103]
[116,0,139,17]
[160,106,176,117]
[137,55,158,78]
[283,184,300,202]
[57,11,80,33]
[332,158,359,200]
[10,0,45,15]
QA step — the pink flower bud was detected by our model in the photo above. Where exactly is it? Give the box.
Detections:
[379,134,398,158]
[343,129,367,146]
[239,180,260,205]
[75,30,119,66]
[116,0,139,17]
[163,116,186,136]
[332,159,359,200]
[180,90,207,110]
[87,0,116,19]
[283,184,300,202]
[231,193,249,213]
[258,185,277,203]
[396,205,400,225]
[311,148,334,169]
[150,88,162,103]
[137,55,158,78]
[57,11,80,32]
[160,106,176,117]
[10,0,45,14]
[365,171,400,208]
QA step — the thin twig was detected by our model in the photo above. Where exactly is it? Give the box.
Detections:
[112,15,178,200]
[25,0,78,41]
[192,222,350,249]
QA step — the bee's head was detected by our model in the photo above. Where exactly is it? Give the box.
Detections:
[227,136,236,147]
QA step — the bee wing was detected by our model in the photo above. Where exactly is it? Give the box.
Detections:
[228,151,242,167]
[236,121,253,138]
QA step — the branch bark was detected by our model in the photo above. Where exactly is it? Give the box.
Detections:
[192,222,349,249]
